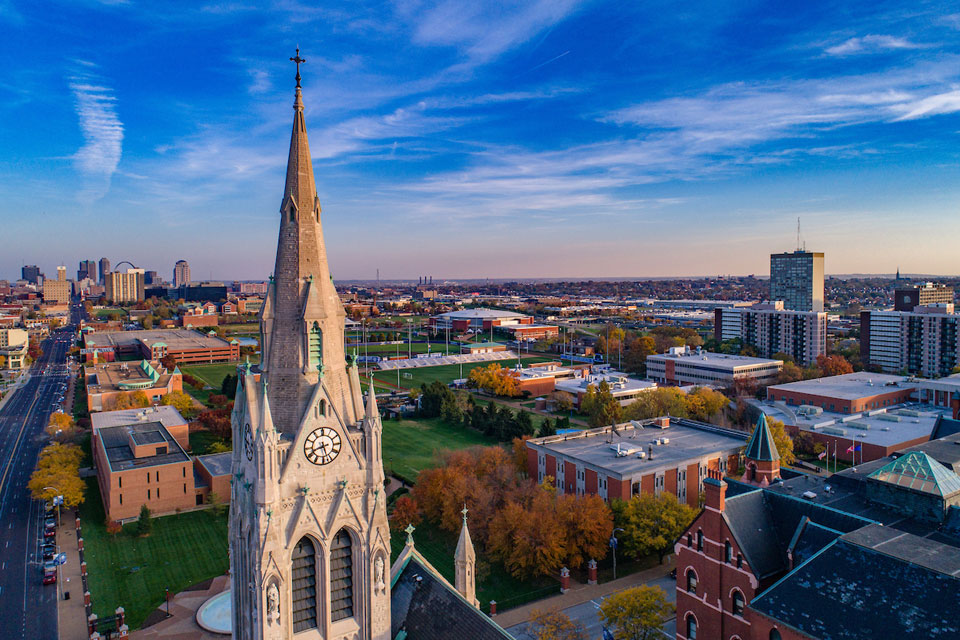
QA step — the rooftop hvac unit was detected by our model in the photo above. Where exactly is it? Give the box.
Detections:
[801,491,817,500]
[661,437,669,445]
[637,451,646,459]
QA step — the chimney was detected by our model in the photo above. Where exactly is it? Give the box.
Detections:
[704,474,727,511]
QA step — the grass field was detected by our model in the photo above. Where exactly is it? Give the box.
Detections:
[95,308,126,318]
[79,479,229,629]
[372,355,554,391]
[190,429,230,454]
[181,363,239,389]
[382,416,494,482]
[388,519,557,612]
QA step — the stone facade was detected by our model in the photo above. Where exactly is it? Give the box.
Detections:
[229,72,390,640]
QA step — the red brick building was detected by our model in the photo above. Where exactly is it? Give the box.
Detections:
[525,418,746,506]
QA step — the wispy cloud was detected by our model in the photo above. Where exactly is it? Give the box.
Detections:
[69,64,124,205]
[824,34,925,56]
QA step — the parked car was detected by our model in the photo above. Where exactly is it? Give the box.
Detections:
[43,529,56,539]
[42,548,55,561]
[42,571,56,585]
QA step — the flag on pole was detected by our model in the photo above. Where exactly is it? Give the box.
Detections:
[818,451,827,460]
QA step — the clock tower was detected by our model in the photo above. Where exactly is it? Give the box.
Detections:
[229,51,391,640]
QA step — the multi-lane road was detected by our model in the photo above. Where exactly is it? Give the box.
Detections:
[0,305,80,639]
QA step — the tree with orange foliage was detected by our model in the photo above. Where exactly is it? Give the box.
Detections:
[556,492,614,569]
[816,354,854,377]
[468,363,520,397]
[488,492,566,580]
[389,495,421,532]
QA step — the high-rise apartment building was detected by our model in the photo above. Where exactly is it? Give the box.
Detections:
[860,304,960,377]
[173,260,190,288]
[43,266,70,303]
[894,282,954,312]
[770,250,824,312]
[105,268,146,303]
[714,302,827,365]
[78,259,96,281]
[98,257,111,284]
[20,265,40,284]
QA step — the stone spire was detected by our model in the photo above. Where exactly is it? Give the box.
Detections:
[454,505,479,608]
[365,377,378,419]
[259,53,354,432]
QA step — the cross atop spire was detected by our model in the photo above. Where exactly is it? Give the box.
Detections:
[290,47,306,89]
[461,504,469,524]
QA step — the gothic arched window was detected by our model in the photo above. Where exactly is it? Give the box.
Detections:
[308,322,323,369]
[330,528,354,621]
[291,537,318,632]
[686,614,697,640]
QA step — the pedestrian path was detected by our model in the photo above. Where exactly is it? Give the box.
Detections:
[492,556,675,628]
[57,510,90,640]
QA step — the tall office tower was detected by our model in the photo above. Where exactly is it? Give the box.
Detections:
[98,257,111,284]
[43,266,71,303]
[105,268,146,303]
[894,282,954,312]
[770,250,824,312]
[78,259,96,281]
[21,265,40,284]
[173,259,191,288]
[144,270,159,285]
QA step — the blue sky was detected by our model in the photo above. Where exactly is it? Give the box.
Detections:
[2,0,960,281]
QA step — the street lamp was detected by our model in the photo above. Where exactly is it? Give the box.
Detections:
[165,587,171,617]
[610,527,624,580]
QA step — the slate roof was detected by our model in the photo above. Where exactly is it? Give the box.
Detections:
[744,414,779,462]
[391,555,512,640]
[749,537,960,639]
[722,487,873,579]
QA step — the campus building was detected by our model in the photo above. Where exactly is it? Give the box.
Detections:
[674,418,960,640]
[84,359,183,411]
[770,250,824,312]
[715,302,827,365]
[82,328,240,364]
[429,308,536,333]
[894,282,954,311]
[0,328,29,369]
[646,346,782,388]
[499,323,560,341]
[766,372,914,414]
[554,365,657,408]
[91,406,232,522]
[860,304,960,377]
[525,417,746,506]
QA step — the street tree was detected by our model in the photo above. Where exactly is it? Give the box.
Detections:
[528,608,588,640]
[598,585,674,640]
[611,493,697,563]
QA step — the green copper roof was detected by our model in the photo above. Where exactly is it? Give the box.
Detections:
[745,414,780,462]
[869,451,960,498]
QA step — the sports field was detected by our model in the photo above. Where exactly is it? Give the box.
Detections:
[372,356,555,391]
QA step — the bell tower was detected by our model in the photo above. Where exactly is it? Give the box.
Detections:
[229,50,391,640]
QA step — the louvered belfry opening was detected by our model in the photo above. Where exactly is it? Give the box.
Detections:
[292,537,318,632]
[330,528,354,621]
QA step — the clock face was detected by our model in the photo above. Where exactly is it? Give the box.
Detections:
[244,423,254,461]
[303,427,342,465]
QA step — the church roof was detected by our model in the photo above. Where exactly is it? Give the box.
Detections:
[391,554,512,640]
[744,414,779,462]
[868,451,960,497]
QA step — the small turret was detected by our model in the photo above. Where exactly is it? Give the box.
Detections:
[742,414,781,486]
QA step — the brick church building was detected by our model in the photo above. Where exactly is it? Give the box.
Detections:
[675,415,960,640]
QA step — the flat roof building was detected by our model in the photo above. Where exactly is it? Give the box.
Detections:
[715,302,827,365]
[554,365,657,407]
[894,282,954,311]
[770,250,824,312]
[860,305,960,377]
[765,372,914,414]
[430,308,533,333]
[84,360,183,411]
[83,328,240,364]
[0,328,28,370]
[525,417,747,506]
[647,346,782,388]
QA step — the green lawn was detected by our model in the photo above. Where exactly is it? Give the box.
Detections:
[190,429,230,454]
[389,520,557,612]
[382,417,494,483]
[181,363,240,390]
[79,479,229,629]
[373,356,555,391]
[95,308,126,319]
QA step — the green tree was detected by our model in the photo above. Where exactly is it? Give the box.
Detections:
[611,493,697,563]
[539,417,556,437]
[581,381,622,427]
[598,585,674,640]
[207,491,227,516]
[137,504,153,536]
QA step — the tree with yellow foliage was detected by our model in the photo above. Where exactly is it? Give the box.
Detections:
[468,363,520,397]
[28,442,85,507]
[45,412,76,440]
[161,390,195,414]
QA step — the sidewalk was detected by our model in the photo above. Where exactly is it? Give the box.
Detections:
[492,556,676,628]
[0,371,29,412]
[57,510,89,640]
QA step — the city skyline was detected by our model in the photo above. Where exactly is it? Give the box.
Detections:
[3,1,960,280]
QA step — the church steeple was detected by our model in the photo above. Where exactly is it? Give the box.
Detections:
[259,49,353,433]
[454,506,479,609]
